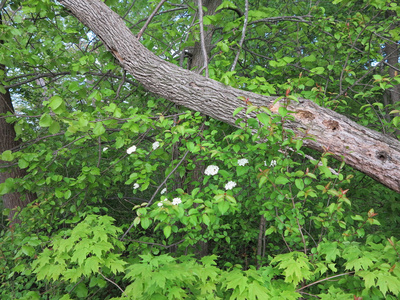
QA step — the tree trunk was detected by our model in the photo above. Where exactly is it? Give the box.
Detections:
[0,11,36,223]
[60,0,400,193]
[384,9,400,106]
[0,84,36,223]
[189,0,221,72]
[188,0,221,257]
[256,215,266,269]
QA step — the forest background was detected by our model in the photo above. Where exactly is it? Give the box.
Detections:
[1,0,400,299]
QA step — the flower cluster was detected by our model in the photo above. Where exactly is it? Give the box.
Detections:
[205,165,219,176]
[102,147,108,152]
[126,145,137,154]
[161,187,167,195]
[172,197,182,205]
[157,197,182,207]
[157,199,167,207]
[237,158,249,166]
[133,183,139,190]
[264,160,277,167]
[225,181,237,191]
[152,141,160,150]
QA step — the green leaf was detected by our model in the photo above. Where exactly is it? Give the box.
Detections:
[275,176,289,185]
[64,190,72,199]
[49,120,60,134]
[141,218,151,229]
[295,179,304,190]
[202,214,210,226]
[224,269,248,295]
[310,67,325,74]
[75,282,88,298]
[256,113,271,126]
[278,106,288,117]
[1,150,14,161]
[217,41,229,52]
[18,158,29,169]
[48,96,63,111]
[93,122,105,136]
[248,281,271,299]
[218,201,230,215]
[236,166,249,176]
[376,272,400,296]
[0,178,14,195]
[271,252,312,286]
[39,113,53,127]
[163,225,172,238]
[21,245,35,257]
[233,106,244,117]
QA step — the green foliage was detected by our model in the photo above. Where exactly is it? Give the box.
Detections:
[1,0,400,299]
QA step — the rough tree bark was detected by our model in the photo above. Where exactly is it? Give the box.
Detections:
[0,77,36,223]
[0,11,36,223]
[59,0,400,193]
[384,9,400,106]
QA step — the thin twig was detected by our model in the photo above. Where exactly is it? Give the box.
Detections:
[197,0,208,77]
[97,136,101,168]
[137,0,168,40]
[231,0,248,72]
[4,71,138,89]
[98,270,127,297]
[115,70,126,99]
[129,6,188,31]
[125,239,185,248]
[148,149,190,207]
[296,272,355,292]
[0,0,7,10]
[121,0,136,19]
[120,150,190,241]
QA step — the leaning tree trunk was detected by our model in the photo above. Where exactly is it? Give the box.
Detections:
[60,0,400,193]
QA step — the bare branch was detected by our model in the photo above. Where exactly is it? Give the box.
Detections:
[197,0,208,77]
[230,0,248,72]
[137,0,168,40]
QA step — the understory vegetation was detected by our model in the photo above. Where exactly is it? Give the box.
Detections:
[1,0,400,299]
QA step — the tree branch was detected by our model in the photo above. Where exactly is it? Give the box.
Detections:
[59,0,400,193]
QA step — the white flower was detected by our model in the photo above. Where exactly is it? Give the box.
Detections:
[204,165,219,176]
[225,181,237,190]
[264,161,267,166]
[172,197,182,205]
[152,141,160,150]
[237,158,249,166]
[161,188,167,195]
[103,147,108,152]
[133,183,139,189]
[270,160,277,167]
[158,198,168,207]
[126,145,137,154]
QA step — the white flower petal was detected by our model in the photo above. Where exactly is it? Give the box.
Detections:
[152,141,160,150]
[172,197,182,205]
[238,158,249,166]
[205,165,219,176]
[225,181,237,190]
[127,145,137,154]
